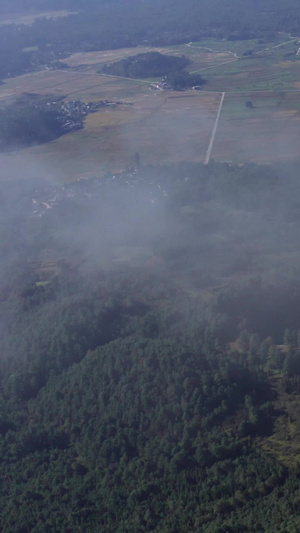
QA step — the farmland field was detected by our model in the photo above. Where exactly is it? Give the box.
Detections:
[213,91,300,163]
[2,34,300,175]
[10,91,221,180]
[0,70,149,102]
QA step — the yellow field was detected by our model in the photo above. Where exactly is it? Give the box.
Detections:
[9,90,220,180]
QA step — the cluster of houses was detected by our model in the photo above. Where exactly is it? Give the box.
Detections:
[41,99,120,133]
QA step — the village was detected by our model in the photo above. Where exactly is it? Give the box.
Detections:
[30,166,169,218]
[40,98,120,133]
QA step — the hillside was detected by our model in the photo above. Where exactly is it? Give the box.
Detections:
[2,162,300,531]
[3,1,300,531]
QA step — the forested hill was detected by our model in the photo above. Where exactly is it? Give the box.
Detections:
[101,52,190,79]
[2,161,300,530]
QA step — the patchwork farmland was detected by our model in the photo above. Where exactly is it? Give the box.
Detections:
[2,34,300,176]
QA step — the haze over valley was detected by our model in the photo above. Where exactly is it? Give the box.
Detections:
[2,2,300,532]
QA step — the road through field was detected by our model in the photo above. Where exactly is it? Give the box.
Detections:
[204,91,225,164]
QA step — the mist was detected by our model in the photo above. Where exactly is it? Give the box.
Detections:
[3,2,300,531]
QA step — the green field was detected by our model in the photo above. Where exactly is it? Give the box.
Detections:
[212,91,300,163]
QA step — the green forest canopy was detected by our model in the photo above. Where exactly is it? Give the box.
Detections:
[1,161,300,530]
[101,52,190,78]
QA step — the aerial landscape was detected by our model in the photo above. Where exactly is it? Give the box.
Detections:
[3,1,300,532]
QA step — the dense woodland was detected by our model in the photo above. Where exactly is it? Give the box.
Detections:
[2,161,300,530]
[0,97,108,150]
[164,70,206,90]
[101,52,190,79]
[101,52,205,89]
[0,99,74,149]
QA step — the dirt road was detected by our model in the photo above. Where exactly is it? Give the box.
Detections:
[204,91,225,164]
